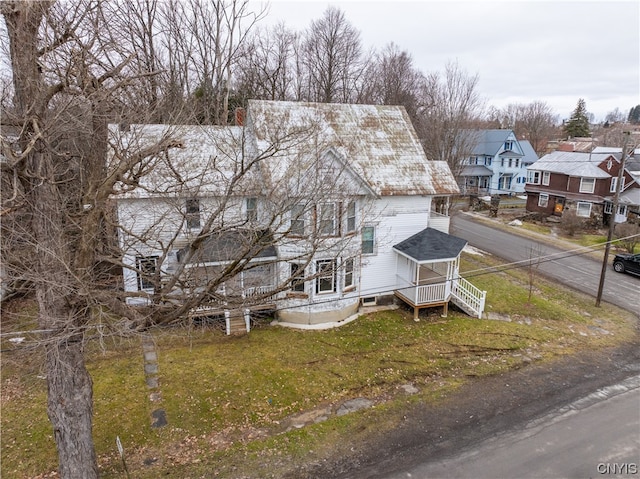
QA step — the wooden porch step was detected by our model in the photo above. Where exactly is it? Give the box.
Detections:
[226,313,248,335]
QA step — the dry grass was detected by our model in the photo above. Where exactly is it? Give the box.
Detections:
[1,254,636,478]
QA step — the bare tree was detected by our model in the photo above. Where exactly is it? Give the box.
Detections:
[0,3,377,476]
[301,6,363,103]
[486,101,559,155]
[360,43,426,121]
[604,107,626,125]
[415,61,484,176]
[234,23,298,102]
[145,0,265,125]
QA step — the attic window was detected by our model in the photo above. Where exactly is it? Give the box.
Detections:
[290,204,305,236]
[185,198,201,229]
[346,201,356,234]
[246,197,258,222]
[318,203,336,236]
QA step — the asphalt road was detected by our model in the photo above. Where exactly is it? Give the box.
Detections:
[387,376,640,479]
[451,213,640,316]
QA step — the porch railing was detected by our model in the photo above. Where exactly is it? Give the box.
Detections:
[243,285,275,298]
[451,277,486,318]
[396,282,448,305]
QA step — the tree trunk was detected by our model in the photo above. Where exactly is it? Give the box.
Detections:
[31,164,99,478]
[45,336,98,479]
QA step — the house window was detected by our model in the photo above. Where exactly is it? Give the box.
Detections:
[500,158,505,167]
[504,141,514,150]
[245,197,258,222]
[610,177,625,193]
[346,201,356,234]
[527,170,541,184]
[576,202,592,217]
[579,178,595,194]
[362,226,375,254]
[318,203,336,236]
[508,158,513,168]
[344,258,355,290]
[515,159,520,168]
[136,256,158,291]
[538,194,549,207]
[485,157,492,166]
[185,198,201,229]
[604,202,613,214]
[290,263,305,292]
[542,171,550,186]
[315,260,336,294]
[498,175,512,191]
[290,204,305,236]
[618,205,628,216]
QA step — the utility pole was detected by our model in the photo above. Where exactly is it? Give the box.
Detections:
[595,131,630,307]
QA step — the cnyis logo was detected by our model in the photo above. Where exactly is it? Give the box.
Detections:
[597,463,638,475]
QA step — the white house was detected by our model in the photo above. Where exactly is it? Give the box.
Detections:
[458,129,539,195]
[109,100,486,330]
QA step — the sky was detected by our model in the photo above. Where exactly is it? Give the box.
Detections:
[253,0,640,122]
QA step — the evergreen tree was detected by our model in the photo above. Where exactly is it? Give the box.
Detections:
[563,98,591,138]
[628,105,640,124]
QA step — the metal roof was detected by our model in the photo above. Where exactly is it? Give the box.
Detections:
[109,101,461,199]
[526,151,614,178]
[246,100,460,196]
[108,124,247,199]
[519,140,539,165]
[467,129,516,157]
[459,165,493,177]
[618,188,640,206]
[592,146,640,155]
[393,227,467,263]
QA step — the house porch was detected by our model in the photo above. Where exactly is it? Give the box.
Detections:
[393,228,486,319]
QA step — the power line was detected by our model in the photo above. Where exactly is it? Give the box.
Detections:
[3,233,637,343]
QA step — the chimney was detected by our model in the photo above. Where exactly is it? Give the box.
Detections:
[235,107,245,126]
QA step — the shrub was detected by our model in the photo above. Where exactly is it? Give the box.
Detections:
[615,221,640,253]
[560,209,584,236]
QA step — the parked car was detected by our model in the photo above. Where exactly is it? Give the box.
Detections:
[612,253,640,276]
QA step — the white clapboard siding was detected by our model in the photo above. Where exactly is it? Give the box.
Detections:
[360,196,431,297]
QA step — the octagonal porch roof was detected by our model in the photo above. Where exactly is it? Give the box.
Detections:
[393,227,468,264]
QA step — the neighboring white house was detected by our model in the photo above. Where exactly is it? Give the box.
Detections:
[458,129,539,195]
[109,100,486,329]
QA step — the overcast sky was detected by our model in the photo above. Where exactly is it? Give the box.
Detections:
[255,0,639,122]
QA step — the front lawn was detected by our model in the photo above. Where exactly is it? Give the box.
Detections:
[1,253,636,478]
